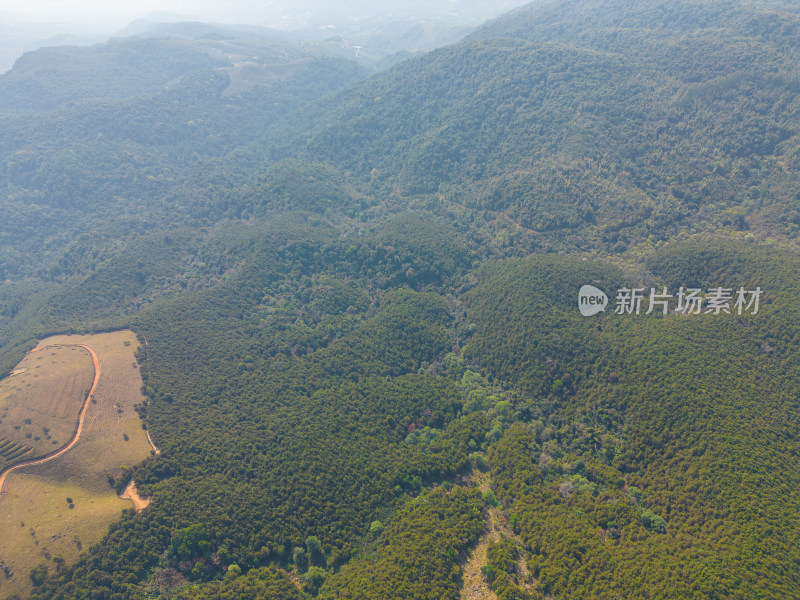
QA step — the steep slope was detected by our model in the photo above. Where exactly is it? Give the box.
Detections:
[284,0,800,251]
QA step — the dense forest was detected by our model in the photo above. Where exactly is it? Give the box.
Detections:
[2,0,800,599]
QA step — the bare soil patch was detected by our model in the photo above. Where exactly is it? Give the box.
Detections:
[120,480,151,512]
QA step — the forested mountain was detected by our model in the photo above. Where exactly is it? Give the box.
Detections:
[0,30,368,287]
[283,0,800,250]
[2,1,800,599]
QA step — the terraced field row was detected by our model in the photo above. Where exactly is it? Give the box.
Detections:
[0,437,32,465]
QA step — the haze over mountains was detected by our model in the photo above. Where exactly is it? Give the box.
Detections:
[0,0,531,73]
[1,1,800,599]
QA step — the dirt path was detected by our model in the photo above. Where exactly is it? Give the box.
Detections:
[461,517,499,600]
[145,426,160,455]
[461,471,499,600]
[460,470,536,600]
[0,344,100,494]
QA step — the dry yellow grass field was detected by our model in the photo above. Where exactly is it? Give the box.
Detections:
[0,346,94,470]
[0,330,154,599]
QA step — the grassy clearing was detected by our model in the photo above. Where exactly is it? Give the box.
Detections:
[0,330,152,598]
[0,346,94,470]
[0,474,129,599]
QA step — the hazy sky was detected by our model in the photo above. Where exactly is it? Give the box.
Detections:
[3,1,272,27]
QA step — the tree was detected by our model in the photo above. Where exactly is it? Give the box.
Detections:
[369,521,384,539]
[306,535,324,566]
[224,564,241,580]
[640,509,666,533]
[293,546,308,573]
[30,565,48,587]
[304,566,327,594]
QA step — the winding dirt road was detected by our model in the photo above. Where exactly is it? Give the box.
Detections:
[0,344,101,494]
[145,427,160,455]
